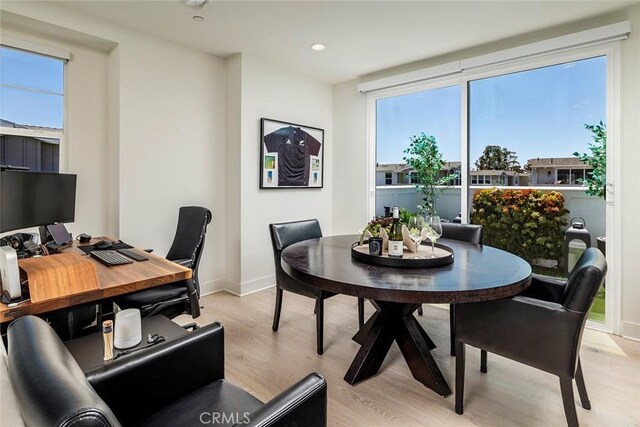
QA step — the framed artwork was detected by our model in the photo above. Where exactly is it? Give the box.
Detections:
[260,118,324,189]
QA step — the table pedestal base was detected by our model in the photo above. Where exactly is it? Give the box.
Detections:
[345,300,451,397]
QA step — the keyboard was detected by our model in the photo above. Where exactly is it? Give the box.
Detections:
[91,250,134,266]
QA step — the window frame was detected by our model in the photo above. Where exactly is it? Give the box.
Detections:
[0,44,67,172]
[365,42,622,334]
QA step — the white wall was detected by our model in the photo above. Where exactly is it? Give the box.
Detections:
[228,54,334,295]
[617,5,640,340]
[0,2,228,294]
[331,6,640,339]
[115,31,227,294]
[332,79,367,235]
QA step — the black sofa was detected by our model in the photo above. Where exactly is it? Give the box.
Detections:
[7,315,327,427]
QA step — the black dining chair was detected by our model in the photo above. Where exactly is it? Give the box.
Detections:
[115,206,212,320]
[454,248,607,427]
[417,223,483,356]
[270,219,365,355]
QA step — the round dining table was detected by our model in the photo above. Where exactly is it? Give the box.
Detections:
[281,234,532,397]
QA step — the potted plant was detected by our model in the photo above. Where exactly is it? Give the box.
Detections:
[573,121,606,255]
[403,133,457,216]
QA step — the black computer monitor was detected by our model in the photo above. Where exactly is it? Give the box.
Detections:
[0,171,77,233]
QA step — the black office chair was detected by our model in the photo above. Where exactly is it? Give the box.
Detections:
[417,223,483,356]
[116,206,212,320]
[454,248,607,427]
[270,219,365,355]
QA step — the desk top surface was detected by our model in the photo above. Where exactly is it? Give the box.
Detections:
[281,234,531,304]
[0,238,191,323]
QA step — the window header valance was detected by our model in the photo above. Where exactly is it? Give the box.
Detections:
[1,36,70,62]
[358,21,630,93]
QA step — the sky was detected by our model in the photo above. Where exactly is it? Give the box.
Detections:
[0,46,64,129]
[376,56,606,167]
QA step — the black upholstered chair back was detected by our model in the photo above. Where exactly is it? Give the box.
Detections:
[561,247,607,313]
[270,219,323,298]
[441,223,483,244]
[166,206,212,294]
[8,316,121,427]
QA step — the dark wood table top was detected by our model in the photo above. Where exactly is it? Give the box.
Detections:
[281,234,532,304]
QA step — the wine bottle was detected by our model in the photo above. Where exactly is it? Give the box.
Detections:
[388,206,404,258]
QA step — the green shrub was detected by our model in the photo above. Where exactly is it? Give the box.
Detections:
[470,188,569,262]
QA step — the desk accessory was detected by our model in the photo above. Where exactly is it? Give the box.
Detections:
[103,320,114,361]
[117,248,149,262]
[114,309,142,349]
[77,233,92,243]
[0,246,22,302]
[91,250,134,266]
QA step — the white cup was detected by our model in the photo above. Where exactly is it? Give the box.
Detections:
[114,308,142,349]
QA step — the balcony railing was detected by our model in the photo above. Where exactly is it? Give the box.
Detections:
[375,185,605,246]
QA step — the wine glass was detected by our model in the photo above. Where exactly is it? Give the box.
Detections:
[425,215,443,258]
[408,215,425,258]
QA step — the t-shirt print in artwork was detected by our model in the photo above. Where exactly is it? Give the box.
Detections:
[264,126,322,186]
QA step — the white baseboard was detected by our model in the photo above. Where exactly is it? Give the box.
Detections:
[621,321,640,341]
[240,274,275,296]
[199,276,275,298]
[199,279,228,296]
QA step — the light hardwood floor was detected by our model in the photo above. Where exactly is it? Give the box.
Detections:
[178,289,640,426]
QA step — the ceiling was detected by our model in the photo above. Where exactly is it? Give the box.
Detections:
[56,0,636,83]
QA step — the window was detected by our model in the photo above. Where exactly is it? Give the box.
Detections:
[0,46,64,172]
[375,85,461,219]
[370,46,614,327]
[385,172,392,185]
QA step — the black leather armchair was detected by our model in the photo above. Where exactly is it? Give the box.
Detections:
[417,223,483,356]
[454,248,607,427]
[116,206,212,319]
[7,315,327,427]
[270,219,365,355]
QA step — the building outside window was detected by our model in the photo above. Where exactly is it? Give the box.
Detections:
[0,46,65,172]
[384,172,392,185]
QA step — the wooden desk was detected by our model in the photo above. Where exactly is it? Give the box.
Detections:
[0,238,192,324]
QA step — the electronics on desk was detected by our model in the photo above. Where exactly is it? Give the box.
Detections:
[0,170,76,234]
[0,233,44,258]
[47,223,73,246]
[90,250,134,266]
[0,246,22,303]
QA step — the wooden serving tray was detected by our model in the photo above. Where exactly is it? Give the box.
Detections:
[19,253,99,303]
[351,241,454,268]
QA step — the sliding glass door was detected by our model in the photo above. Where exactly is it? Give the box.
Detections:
[369,45,619,332]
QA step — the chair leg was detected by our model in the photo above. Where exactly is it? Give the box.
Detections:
[575,358,591,410]
[272,287,283,332]
[480,350,487,373]
[560,377,579,427]
[316,299,324,355]
[358,297,365,328]
[417,305,423,316]
[455,341,465,415]
[450,304,456,356]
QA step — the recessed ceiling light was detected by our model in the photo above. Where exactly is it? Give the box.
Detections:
[185,0,207,10]
[192,15,205,22]
[311,43,326,51]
